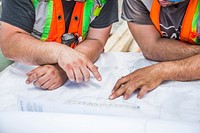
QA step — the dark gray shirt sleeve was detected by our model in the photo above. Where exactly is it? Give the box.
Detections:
[90,0,119,28]
[1,0,35,33]
[121,0,153,25]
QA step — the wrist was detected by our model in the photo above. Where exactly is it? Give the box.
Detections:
[153,62,173,81]
[54,43,68,64]
[75,40,104,62]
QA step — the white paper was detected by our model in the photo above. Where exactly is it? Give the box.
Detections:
[0,52,200,132]
[0,112,199,133]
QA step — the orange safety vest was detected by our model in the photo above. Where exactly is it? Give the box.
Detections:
[31,0,106,48]
[150,0,200,44]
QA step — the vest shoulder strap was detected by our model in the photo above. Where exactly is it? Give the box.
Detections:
[180,0,199,44]
[31,0,65,42]
[68,0,106,48]
[150,0,199,44]
[31,0,106,45]
[150,0,161,33]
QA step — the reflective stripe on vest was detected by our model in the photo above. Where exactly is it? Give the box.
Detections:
[31,0,106,46]
[150,0,200,44]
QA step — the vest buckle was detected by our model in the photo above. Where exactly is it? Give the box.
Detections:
[61,33,76,46]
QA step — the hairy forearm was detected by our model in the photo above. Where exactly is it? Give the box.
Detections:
[128,22,200,62]
[75,38,104,63]
[1,32,63,65]
[158,54,200,81]
[144,38,200,61]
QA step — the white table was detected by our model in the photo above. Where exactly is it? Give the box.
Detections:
[0,52,200,133]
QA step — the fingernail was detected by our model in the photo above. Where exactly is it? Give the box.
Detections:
[124,95,127,100]
[97,76,102,81]
[25,80,30,84]
[137,95,141,99]
[70,78,75,82]
[109,95,113,100]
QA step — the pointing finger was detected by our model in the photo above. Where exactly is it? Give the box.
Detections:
[87,63,102,81]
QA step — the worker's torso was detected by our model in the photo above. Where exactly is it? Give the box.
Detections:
[31,0,105,45]
[159,1,189,40]
[143,0,200,44]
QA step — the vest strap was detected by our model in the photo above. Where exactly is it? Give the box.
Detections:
[68,0,105,48]
[150,0,199,44]
[180,0,198,44]
[32,0,106,46]
[150,0,161,34]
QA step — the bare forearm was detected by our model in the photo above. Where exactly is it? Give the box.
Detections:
[128,22,200,62]
[158,54,200,81]
[145,38,200,61]
[75,39,105,63]
[1,32,63,65]
[74,26,111,63]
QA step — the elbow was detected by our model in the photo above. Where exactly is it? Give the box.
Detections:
[0,37,15,60]
[143,52,156,61]
[0,34,13,60]
[142,48,162,61]
[141,38,164,61]
[0,38,9,59]
[143,53,153,60]
[0,44,12,60]
[141,47,155,60]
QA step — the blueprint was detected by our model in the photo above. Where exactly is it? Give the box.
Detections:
[0,52,200,123]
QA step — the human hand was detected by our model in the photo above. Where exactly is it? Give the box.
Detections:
[57,46,102,83]
[26,64,68,90]
[109,64,164,100]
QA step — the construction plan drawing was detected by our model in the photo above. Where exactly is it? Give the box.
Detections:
[0,52,200,123]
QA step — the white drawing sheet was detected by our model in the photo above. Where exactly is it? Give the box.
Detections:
[0,52,200,123]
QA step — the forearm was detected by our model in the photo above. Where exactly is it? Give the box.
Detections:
[74,26,111,63]
[1,32,63,65]
[158,54,200,81]
[145,38,200,61]
[128,22,200,61]
[75,38,104,63]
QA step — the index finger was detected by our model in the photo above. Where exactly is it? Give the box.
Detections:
[87,63,102,81]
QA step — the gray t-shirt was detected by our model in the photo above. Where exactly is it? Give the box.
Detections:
[122,0,189,40]
[1,0,118,33]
